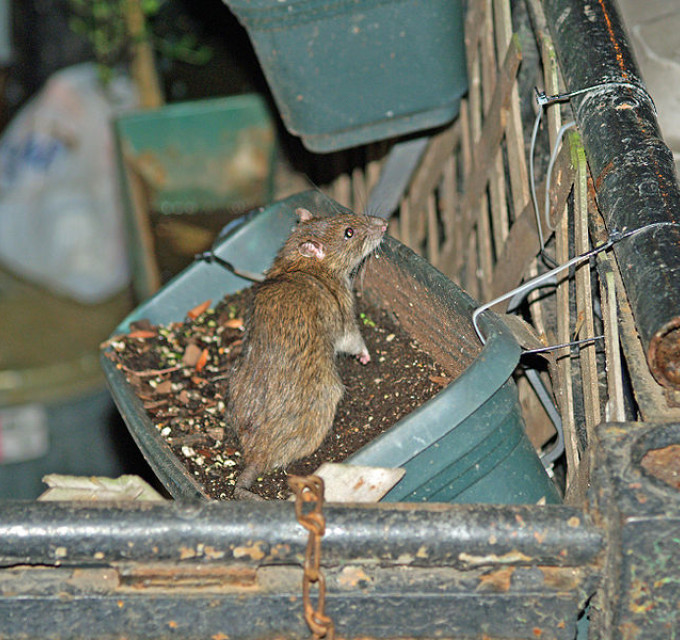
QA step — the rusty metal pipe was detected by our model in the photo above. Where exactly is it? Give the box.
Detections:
[543,0,680,389]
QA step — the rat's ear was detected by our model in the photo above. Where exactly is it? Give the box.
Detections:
[299,239,325,260]
[296,207,314,222]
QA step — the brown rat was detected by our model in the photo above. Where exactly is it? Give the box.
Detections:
[228,206,387,500]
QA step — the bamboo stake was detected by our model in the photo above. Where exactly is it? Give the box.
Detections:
[124,0,164,109]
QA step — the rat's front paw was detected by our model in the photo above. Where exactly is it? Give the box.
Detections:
[357,349,371,365]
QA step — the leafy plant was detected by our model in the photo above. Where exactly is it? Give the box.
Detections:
[360,312,376,328]
[68,0,211,85]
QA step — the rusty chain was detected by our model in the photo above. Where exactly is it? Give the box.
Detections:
[289,474,335,640]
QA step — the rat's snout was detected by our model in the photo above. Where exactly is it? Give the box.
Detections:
[362,215,388,247]
[369,216,388,234]
[371,223,387,239]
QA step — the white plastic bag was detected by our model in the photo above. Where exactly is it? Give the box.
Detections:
[0,63,138,303]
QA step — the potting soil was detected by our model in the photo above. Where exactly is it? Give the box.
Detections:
[104,288,449,499]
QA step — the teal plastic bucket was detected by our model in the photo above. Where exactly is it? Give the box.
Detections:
[114,93,277,300]
[102,191,560,504]
[223,0,468,152]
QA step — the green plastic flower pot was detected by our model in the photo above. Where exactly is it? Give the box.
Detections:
[222,0,468,152]
[101,191,560,504]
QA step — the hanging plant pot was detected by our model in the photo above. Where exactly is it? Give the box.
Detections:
[222,0,468,152]
[101,191,560,504]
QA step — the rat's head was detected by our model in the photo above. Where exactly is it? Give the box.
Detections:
[274,207,387,277]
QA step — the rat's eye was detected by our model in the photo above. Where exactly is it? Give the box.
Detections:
[344,227,354,239]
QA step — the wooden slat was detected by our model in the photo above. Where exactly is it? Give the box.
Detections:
[465,229,480,301]
[399,196,413,250]
[480,0,496,113]
[612,263,680,421]
[121,144,161,296]
[525,260,550,348]
[493,0,530,219]
[365,143,385,198]
[476,193,494,301]
[602,266,626,422]
[460,35,522,221]
[475,5,495,298]
[464,0,487,78]
[516,24,561,462]
[331,162,352,209]
[542,37,564,232]
[426,194,439,266]
[490,139,574,300]
[524,0,551,46]
[407,122,460,218]
[539,28,579,489]
[459,101,473,237]
[437,155,460,280]
[457,90,474,279]
[467,3,483,148]
[388,197,403,243]
[572,134,601,431]
[480,0,510,278]
[488,150,510,253]
[351,164,366,212]
[459,30,522,300]
[459,95,473,177]
[556,197,578,488]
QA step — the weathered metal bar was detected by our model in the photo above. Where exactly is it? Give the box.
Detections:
[0,500,602,639]
[543,0,680,390]
[0,501,602,568]
[0,590,595,640]
[589,421,680,638]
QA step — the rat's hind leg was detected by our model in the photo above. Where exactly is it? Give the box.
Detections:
[234,463,265,501]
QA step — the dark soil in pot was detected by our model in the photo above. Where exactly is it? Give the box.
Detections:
[103,288,456,499]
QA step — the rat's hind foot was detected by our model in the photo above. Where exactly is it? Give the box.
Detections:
[233,487,265,501]
[234,462,265,501]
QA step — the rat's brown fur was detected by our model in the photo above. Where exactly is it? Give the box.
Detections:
[228,207,387,499]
